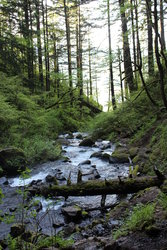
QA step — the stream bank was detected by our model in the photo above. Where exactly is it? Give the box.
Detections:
[0,133,167,249]
[0,133,130,247]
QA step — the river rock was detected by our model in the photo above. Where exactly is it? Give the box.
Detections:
[79,160,91,165]
[55,173,66,181]
[0,148,26,176]
[0,177,8,185]
[79,138,95,147]
[29,179,42,187]
[76,134,83,139]
[10,223,25,238]
[62,205,82,221]
[93,224,105,236]
[90,152,103,158]
[66,133,74,139]
[45,175,58,184]
[109,149,129,163]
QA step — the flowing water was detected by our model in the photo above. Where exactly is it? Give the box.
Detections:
[9,133,129,211]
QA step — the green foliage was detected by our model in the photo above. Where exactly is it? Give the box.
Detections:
[88,86,157,142]
[0,72,92,164]
[23,136,61,163]
[7,235,18,250]
[158,193,167,211]
[113,203,155,240]
[36,235,74,249]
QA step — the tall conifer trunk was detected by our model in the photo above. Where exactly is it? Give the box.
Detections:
[119,0,135,93]
[107,0,116,109]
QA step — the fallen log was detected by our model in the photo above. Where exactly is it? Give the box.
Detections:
[38,175,165,198]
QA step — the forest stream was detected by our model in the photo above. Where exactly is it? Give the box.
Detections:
[0,133,130,241]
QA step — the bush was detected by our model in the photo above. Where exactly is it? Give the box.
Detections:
[113,203,155,239]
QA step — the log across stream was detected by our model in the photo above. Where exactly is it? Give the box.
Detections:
[32,175,165,198]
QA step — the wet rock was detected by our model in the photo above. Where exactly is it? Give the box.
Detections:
[92,168,100,179]
[90,152,103,158]
[93,224,105,236]
[63,157,71,162]
[53,221,64,228]
[0,148,26,176]
[62,205,82,221]
[100,144,111,150]
[0,177,8,185]
[79,160,91,165]
[79,138,95,147]
[109,151,129,164]
[76,134,83,139]
[55,173,66,181]
[10,223,25,238]
[63,222,76,237]
[102,153,111,161]
[66,133,74,139]
[29,179,42,187]
[45,175,57,184]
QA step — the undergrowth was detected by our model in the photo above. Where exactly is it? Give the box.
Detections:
[0,72,92,164]
[113,203,155,240]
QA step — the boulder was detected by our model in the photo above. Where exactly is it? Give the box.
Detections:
[109,148,129,164]
[129,147,139,158]
[79,160,91,166]
[29,179,42,187]
[10,223,25,238]
[0,177,8,185]
[79,138,95,147]
[76,134,83,139]
[45,175,58,184]
[0,148,26,176]
[62,205,82,221]
[90,152,103,159]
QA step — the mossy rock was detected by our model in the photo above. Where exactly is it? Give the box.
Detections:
[110,149,129,164]
[129,147,139,158]
[0,148,27,176]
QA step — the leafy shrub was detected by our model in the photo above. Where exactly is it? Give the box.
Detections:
[113,203,155,239]
[23,136,62,162]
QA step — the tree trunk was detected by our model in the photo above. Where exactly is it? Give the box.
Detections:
[146,0,154,76]
[88,38,92,97]
[107,0,116,109]
[45,0,50,91]
[35,0,44,89]
[118,47,124,102]
[53,34,60,98]
[130,0,137,87]
[154,0,167,110]
[64,0,73,103]
[23,0,34,90]
[160,0,166,51]
[119,0,135,93]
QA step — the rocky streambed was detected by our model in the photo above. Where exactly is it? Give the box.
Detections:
[2,133,167,249]
[0,133,130,243]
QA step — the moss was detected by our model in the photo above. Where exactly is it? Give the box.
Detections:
[129,147,139,158]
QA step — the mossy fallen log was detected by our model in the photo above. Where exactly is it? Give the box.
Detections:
[37,176,165,198]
